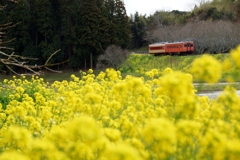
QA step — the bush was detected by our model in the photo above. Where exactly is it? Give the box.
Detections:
[97,44,130,70]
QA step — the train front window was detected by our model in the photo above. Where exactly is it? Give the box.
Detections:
[184,43,193,47]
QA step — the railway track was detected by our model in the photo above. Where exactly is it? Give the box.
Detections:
[132,51,149,54]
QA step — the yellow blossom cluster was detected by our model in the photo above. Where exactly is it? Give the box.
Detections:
[230,45,240,68]
[0,47,240,159]
[190,54,222,84]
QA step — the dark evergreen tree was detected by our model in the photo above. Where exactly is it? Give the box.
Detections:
[130,12,147,48]
[34,0,55,64]
[104,0,131,48]
[34,0,53,44]
[95,0,104,7]
[0,1,7,24]
[7,0,31,55]
[50,0,62,36]
[74,0,110,69]
[59,0,79,61]
[114,0,131,48]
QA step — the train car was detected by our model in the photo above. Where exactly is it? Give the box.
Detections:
[148,43,166,55]
[165,41,194,54]
[148,41,194,55]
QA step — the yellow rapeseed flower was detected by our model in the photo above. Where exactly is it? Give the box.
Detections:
[30,139,68,160]
[230,45,240,68]
[104,128,121,142]
[1,126,31,149]
[0,151,30,160]
[142,118,176,159]
[30,121,41,133]
[103,143,143,160]
[67,116,101,143]
[1,64,240,159]
[190,54,222,83]
[16,86,25,95]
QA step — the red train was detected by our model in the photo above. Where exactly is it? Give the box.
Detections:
[148,41,194,55]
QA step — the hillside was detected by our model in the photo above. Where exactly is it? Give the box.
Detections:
[133,1,240,54]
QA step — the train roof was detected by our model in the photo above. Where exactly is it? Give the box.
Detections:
[150,41,193,45]
[151,42,168,44]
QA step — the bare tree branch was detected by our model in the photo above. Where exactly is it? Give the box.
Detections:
[145,20,240,54]
[8,0,18,3]
[0,22,20,31]
[97,45,130,70]
[0,49,67,75]
[45,49,61,65]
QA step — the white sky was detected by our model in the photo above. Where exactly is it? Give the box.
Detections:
[123,0,199,16]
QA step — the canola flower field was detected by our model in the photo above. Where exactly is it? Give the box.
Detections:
[0,46,240,160]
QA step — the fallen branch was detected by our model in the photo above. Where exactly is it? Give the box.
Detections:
[45,49,61,65]
[0,49,68,76]
[0,22,20,31]
[0,5,7,11]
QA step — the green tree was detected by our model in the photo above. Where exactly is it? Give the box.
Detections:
[7,0,31,56]
[59,0,79,61]
[34,0,53,44]
[95,0,104,7]
[104,0,131,48]
[34,0,55,64]
[236,0,240,17]
[50,0,61,35]
[130,12,147,48]
[74,0,110,69]
[193,0,238,21]
[0,1,7,24]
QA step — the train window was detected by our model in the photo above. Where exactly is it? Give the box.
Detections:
[150,46,164,50]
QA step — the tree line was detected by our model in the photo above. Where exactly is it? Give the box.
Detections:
[130,0,240,54]
[1,0,240,73]
[0,0,130,70]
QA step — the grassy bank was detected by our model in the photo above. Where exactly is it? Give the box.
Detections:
[0,70,79,84]
[121,53,239,79]
[1,53,239,93]
[119,53,240,93]
[194,82,240,93]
